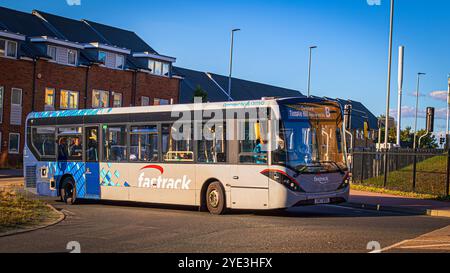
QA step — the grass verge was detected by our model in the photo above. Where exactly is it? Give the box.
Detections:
[0,187,59,233]
[359,155,449,196]
[351,183,450,201]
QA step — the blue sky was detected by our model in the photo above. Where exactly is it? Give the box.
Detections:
[2,0,449,132]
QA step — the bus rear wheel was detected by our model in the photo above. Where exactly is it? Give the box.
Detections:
[60,177,77,205]
[206,182,226,215]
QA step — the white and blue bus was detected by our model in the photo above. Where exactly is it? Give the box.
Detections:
[24,97,350,214]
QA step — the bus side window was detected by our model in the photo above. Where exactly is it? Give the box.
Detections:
[85,127,99,162]
[31,126,56,159]
[238,120,268,164]
[197,123,226,163]
[129,125,158,162]
[103,125,127,162]
[162,123,194,162]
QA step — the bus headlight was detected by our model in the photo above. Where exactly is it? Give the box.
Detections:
[260,169,305,192]
[337,172,351,190]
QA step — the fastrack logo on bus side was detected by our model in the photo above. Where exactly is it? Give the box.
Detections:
[137,165,191,190]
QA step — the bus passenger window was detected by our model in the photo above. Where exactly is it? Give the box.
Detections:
[130,125,158,162]
[238,121,268,164]
[197,123,226,163]
[103,125,127,162]
[57,127,82,161]
[162,123,194,162]
[32,127,56,158]
[85,127,99,162]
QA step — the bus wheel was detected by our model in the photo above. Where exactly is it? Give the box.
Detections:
[60,177,77,205]
[206,182,226,215]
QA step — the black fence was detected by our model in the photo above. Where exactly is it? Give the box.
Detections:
[351,148,450,196]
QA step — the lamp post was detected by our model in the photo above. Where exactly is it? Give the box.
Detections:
[446,74,450,148]
[413,72,426,149]
[228,28,240,101]
[384,0,395,149]
[307,45,317,97]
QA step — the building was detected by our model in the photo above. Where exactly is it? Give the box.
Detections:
[0,6,379,167]
[0,6,180,167]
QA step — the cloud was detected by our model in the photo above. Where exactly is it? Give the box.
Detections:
[66,0,81,6]
[390,106,448,120]
[429,90,447,101]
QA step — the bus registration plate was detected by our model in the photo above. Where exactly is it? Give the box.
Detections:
[314,198,330,204]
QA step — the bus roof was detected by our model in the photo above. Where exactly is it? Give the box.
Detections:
[27,97,339,120]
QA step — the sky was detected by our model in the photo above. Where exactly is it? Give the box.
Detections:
[1,0,449,133]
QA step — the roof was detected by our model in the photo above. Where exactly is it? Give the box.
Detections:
[0,6,56,37]
[174,66,378,129]
[82,20,157,54]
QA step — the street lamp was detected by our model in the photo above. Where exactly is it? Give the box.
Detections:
[228,28,240,101]
[446,74,450,148]
[413,72,426,149]
[383,0,395,148]
[307,45,317,97]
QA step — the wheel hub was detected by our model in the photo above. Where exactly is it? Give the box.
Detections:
[209,190,219,208]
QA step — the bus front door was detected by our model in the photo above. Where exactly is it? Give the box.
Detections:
[85,126,100,198]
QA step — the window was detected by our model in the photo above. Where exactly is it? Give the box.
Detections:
[115,55,124,69]
[238,120,268,164]
[112,92,122,107]
[6,41,17,58]
[162,123,194,162]
[153,98,169,105]
[103,125,127,161]
[68,49,77,65]
[98,51,107,64]
[0,40,4,56]
[154,61,162,75]
[44,88,55,108]
[162,63,169,77]
[60,90,79,109]
[47,46,57,60]
[197,123,227,163]
[148,60,155,72]
[0,86,3,123]
[57,127,82,161]
[11,88,22,106]
[141,96,150,106]
[85,127,99,162]
[32,127,56,158]
[130,125,159,162]
[92,90,109,108]
[8,133,20,154]
[0,40,17,58]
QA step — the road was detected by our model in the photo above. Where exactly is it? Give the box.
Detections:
[1,197,450,253]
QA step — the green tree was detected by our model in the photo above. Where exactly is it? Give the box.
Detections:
[192,85,208,102]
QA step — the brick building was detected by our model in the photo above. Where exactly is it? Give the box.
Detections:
[0,7,180,167]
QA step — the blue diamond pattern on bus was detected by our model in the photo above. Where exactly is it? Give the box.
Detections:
[29,108,113,119]
[114,170,120,178]
[124,182,130,187]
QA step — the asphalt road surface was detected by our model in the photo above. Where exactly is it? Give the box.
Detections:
[1,198,450,253]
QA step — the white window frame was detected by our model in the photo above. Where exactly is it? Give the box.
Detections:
[92,89,110,108]
[44,87,55,107]
[8,133,20,154]
[11,88,22,106]
[141,96,150,106]
[98,50,107,64]
[60,90,79,109]
[47,45,57,61]
[0,39,18,58]
[112,92,122,107]
[67,49,77,66]
[115,55,124,70]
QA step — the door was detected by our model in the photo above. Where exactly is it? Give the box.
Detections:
[85,126,100,198]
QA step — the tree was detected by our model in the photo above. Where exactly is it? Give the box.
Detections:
[376,126,438,149]
[192,85,208,102]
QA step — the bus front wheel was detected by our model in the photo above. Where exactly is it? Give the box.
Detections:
[60,177,77,205]
[206,182,226,215]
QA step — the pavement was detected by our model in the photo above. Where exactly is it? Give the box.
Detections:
[349,189,450,217]
[0,169,22,179]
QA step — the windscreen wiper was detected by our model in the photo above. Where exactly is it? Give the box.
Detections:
[313,160,346,174]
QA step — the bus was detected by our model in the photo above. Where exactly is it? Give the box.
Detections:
[24,97,350,214]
